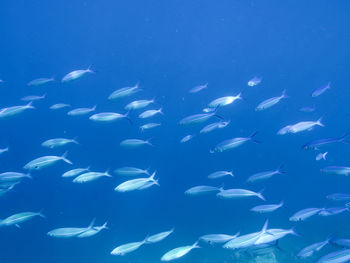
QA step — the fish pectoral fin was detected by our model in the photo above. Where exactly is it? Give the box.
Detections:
[15,224,21,229]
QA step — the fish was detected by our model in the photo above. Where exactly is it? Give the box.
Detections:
[254,228,297,245]
[316,152,328,161]
[120,138,153,148]
[299,106,316,112]
[208,93,242,108]
[41,138,78,149]
[125,99,154,111]
[321,166,350,176]
[0,184,16,197]
[210,132,259,153]
[138,108,163,119]
[67,105,96,116]
[289,208,323,221]
[327,193,350,201]
[200,120,230,134]
[140,122,161,131]
[297,238,330,259]
[0,147,9,154]
[318,207,349,216]
[21,94,46,101]
[200,232,239,244]
[250,201,284,213]
[180,134,195,143]
[331,238,350,248]
[77,222,108,238]
[0,172,32,183]
[24,152,72,170]
[202,107,215,113]
[50,103,70,110]
[0,102,35,118]
[317,249,350,263]
[288,118,324,134]
[277,125,292,135]
[246,165,285,183]
[108,83,141,100]
[217,188,265,200]
[223,220,269,250]
[185,185,221,196]
[179,112,223,126]
[312,82,331,97]
[48,219,95,238]
[114,172,159,192]
[208,170,234,179]
[61,66,94,82]
[161,241,200,261]
[189,83,208,93]
[27,78,55,86]
[73,170,112,183]
[146,229,174,244]
[256,90,288,111]
[302,134,350,150]
[111,238,148,256]
[114,167,150,176]
[248,77,262,86]
[62,167,90,178]
[0,211,45,227]
[89,112,131,124]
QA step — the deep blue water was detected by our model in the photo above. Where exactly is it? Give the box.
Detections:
[1,0,350,262]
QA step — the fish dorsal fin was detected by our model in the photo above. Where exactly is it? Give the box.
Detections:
[88,218,96,229]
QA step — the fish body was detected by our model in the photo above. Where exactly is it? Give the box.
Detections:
[21,94,46,101]
[302,134,350,150]
[246,166,284,183]
[254,228,296,245]
[210,132,259,153]
[288,118,324,134]
[200,121,230,134]
[180,135,195,143]
[289,207,322,221]
[0,172,31,183]
[200,233,239,244]
[114,167,150,176]
[89,112,130,123]
[146,229,174,244]
[327,193,350,201]
[27,78,54,86]
[317,249,350,263]
[297,239,330,259]
[0,102,35,118]
[217,188,265,200]
[248,77,262,86]
[299,106,316,112]
[108,84,141,100]
[120,139,152,148]
[256,90,288,111]
[316,152,328,161]
[24,153,72,170]
[208,171,234,179]
[250,201,284,213]
[189,83,208,93]
[73,171,111,183]
[161,241,199,261]
[115,172,158,192]
[319,207,349,216]
[208,93,242,108]
[185,185,221,195]
[331,238,350,248]
[77,222,108,238]
[62,167,89,178]
[125,99,154,111]
[312,82,331,97]
[139,108,163,119]
[48,219,95,238]
[179,112,221,126]
[42,138,78,148]
[0,212,45,227]
[277,125,292,135]
[62,67,93,82]
[50,103,70,110]
[68,106,96,116]
[321,166,350,176]
[140,122,161,131]
[111,239,146,256]
[0,147,9,154]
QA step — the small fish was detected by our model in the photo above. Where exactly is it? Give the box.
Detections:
[321,166,350,176]
[312,82,331,97]
[202,107,215,113]
[319,207,349,216]
[120,138,153,148]
[50,103,70,110]
[73,170,112,183]
[327,193,350,201]
[62,167,90,178]
[200,120,230,134]
[27,78,55,86]
[0,211,45,228]
[302,134,350,150]
[189,83,208,93]
[208,93,242,108]
[0,147,9,154]
[180,134,195,143]
[288,118,324,134]
[217,188,265,201]
[185,185,221,196]
[248,77,262,86]
[299,106,316,112]
[200,233,239,244]
[114,172,159,192]
[41,138,78,149]
[89,112,131,124]
[179,112,223,126]
[138,108,163,119]
[277,125,292,135]
[331,238,350,248]
[77,222,108,238]
[114,167,150,176]
[140,123,161,131]
[289,208,323,221]
[125,99,154,111]
[21,94,46,101]
[161,241,200,261]
[0,172,31,183]
[254,227,296,245]
[48,219,95,238]
[146,229,174,244]
[68,106,96,116]
[316,152,328,161]
[0,184,16,197]
[0,102,35,118]
[24,152,72,170]
[61,66,94,82]
[208,171,234,179]
[250,201,284,213]
[297,238,330,259]
[256,90,288,111]
[111,238,148,256]
[317,249,350,263]
[108,83,141,100]
[246,165,284,183]
[210,132,259,153]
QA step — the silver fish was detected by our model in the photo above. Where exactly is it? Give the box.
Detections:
[289,208,323,221]
[139,108,163,119]
[256,90,288,111]
[50,103,70,110]
[114,167,150,176]
[0,147,9,154]
[24,152,72,170]
[208,170,234,179]
[89,112,131,124]
[180,134,195,143]
[208,93,242,108]
[0,102,35,118]
[316,152,328,161]
[48,219,95,238]
[146,228,174,244]
[77,222,108,238]
[200,120,230,134]
[0,172,31,183]
[327,193,350,201]
[73,170,112,183]
[210,132,259,153]
[185,185,221,196]
[254,228,296,245]
[319,207,349,216]
[21,94,46,101]
[331,238,350,248]
[115,172,159,192]
[321,166,350,176]
[299,106,316,112]
[179,112,223,126]
[161,241,200,261]
[302,134,350,150]
[27,78,54,86]
[108,83,141,100]
[246,165,284,183]
[277,125,292,135]
[288,118,324,134]
[111,238,147,256]
[200,232,239,244]
[312,82,331,97]
[217,188,265,200]
[41,138,78,149]
[317,249,350,263]
[297,238,330,259]
[62,167,89,178]
[189,83,208,93]
[61,66,94,82]
[250,201,284,213]
[125,99,154,111]
[248,77,262,87]
[0,211,45,227]
[68,105,96,116]
[120,138,153,148]
[140,122,161,131]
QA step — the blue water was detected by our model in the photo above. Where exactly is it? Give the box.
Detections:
[1,0,350,262]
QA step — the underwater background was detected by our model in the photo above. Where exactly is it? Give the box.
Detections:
[1,0,350,262]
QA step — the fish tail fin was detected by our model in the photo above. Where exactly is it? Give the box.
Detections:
[102,221,109,230]
[291,227,299,236]
[124,112,133,125]
[159,108,164,115]
[282,89,289,98]
[237,92,243,100]
[88,218,96,229]
[279,200,285,206]
[147,138,154,146]
[61,151,73,165]
[249,131,261,144]
[277,164,286,174]
[104,169,112,177]
[87,64,94,73]
[257,189,265,201]
[26,101,35,109]
[72,136,79,145]
[150,171,157,180]
[145,167,151,175]
[92,105,97,111]
[317,117,325,127]
[323,152,328,160]
[26,173,32,179]
[262,219,269,233]
[193,241,201,249]
[229,171,234,177]
[38,209,46,218]
[339,133,350,144]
